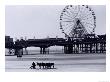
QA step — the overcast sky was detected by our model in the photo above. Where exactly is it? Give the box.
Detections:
[5,5,106,40]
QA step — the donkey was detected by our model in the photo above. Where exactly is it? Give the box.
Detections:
[36,62,42,69]
[36,62,54,69]
[45,63,54,69]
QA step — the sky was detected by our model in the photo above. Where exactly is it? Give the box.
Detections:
[5,5,106,40]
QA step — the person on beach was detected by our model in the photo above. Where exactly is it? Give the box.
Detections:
[31,62,36,69]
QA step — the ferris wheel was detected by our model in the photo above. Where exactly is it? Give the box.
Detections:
[60,5,96,38]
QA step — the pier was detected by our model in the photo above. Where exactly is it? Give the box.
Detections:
[5,34,106,56]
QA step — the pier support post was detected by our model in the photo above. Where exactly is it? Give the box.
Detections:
[64,45,73,54]
[43,47,46,54]
[40,47,43,54]
[64,46,67,54]
[15,48,23,57]
[40,47,48,54]
[68,45,73,54]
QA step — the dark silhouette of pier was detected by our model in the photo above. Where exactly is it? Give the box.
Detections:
[5,34,106,57]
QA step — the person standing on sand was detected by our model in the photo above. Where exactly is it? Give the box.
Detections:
[32,62,36,69]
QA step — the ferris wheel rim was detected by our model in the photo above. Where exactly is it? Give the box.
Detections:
[60,5,96,38]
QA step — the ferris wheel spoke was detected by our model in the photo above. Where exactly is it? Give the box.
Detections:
[62,24,74,30]
[81,25,88,34]
[80,9,88,19]
[79,7,89,19]
[61,22,72,28]
[81,19,94,25]
[87,26,93,34]
[61,22,74,30]
[64,13,72,19]
[81,12,92,20]
[64,24,75,34]
[69,29,75,35]
[70,6,78,13]
[81,9,91,20]
[61,17,73,21]
[61,20,74,25]
[68,7,79,18]
[69,10,79,19]
[86,22,94,27]
[62,12,74,19]
[84,29,88,35]
[82,21,94,26]
[68,26,80,36]
[63,23,74,31]
[64,9,74,18]
[68,8,76,15]
[69,32,74,37]
[82,23,93,33]
[82,23,94,31]
[73,6,80,19]
[63,6,77,19]
[85,24,94,33]
[86,23,94,28]
[61,21,74,22]
[81,15,93,19]
[80,29,87,35]
[68,5,80,20]
[81,16,93,21]
[88,26,94,30]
